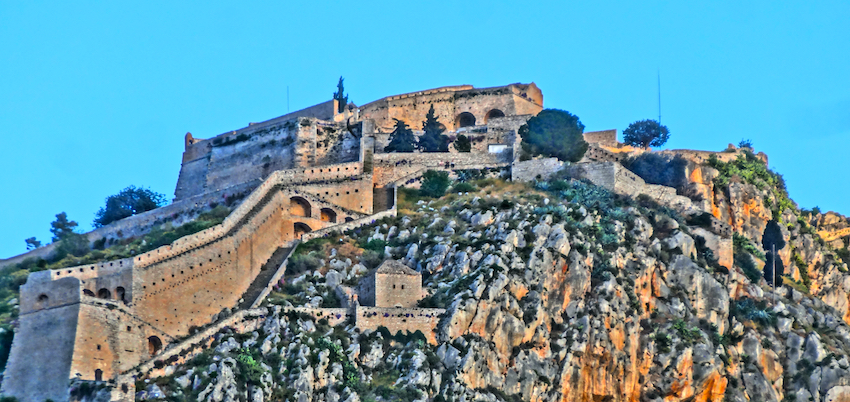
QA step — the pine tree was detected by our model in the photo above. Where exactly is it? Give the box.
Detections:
[384,119,417,153]
[333,76,348,113]
[50,212,78,242]
[418,105,449,152]
[453,135,472,152]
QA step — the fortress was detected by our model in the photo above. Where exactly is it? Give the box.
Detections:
[0,82,742,402]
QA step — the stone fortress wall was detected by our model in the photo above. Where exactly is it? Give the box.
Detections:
[3,82,546,402]
[2,81,756,402]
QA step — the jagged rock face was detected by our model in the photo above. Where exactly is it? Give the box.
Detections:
[147,179,850,402]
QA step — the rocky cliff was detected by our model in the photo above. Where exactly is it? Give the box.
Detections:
[129,159,850,402]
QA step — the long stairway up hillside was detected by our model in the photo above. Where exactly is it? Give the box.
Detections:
[237,246,292,310]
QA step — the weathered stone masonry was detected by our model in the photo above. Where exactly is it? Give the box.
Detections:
[3,82,544,402]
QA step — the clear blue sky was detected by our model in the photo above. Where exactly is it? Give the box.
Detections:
[1,1,848,258]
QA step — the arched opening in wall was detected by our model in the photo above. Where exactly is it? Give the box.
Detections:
[456,112,476,128]
[35,294,48,309]
[437,123,446,132]
[95,369,103,382]
[83,289,95,297]
[345,217,354,222]
[294,223,312,238]
[290,197,311,218]
[97,288,111,299]
[148,336,163,356]
[485,109,505,122]
[116,287,126,302]
[320,208,337,223]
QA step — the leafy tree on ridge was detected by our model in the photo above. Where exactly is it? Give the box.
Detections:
[519,109,588,162]
[623,119,670,149]
[93,186,167,228]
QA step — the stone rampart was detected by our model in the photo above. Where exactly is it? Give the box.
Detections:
[355,306,445,344]
[511,158,563,182]
[301,209,398,242]
[658,148,768,167]
[287,307,349,327]
[1,302,80,402]
[563,162,703,215]
[583,129,619,147]
[358,83,541,132]
[119,307,269,381]
[0,180,259,269]
[176,115,360,201]
[372,152,510,187]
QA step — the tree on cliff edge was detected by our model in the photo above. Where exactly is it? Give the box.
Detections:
[762,219,787,286]
[334,76,348,113]
[623,119,670,149]
[94,186,167,228]
[384,119,417,153]
[519,109,588,162]
[50,212,78,242]
[418,105,449,152]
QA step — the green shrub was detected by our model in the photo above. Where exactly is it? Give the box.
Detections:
[420,170,450,198]
[452,182,478,193]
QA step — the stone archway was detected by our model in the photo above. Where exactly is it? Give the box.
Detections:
[456,112,476,128]
[320,208,337,223]
[116,287,126,302]
[294,222,313,238]
[95,369,103,382]
[290,196,311,218]
[148,336,163,355]
[485,109,505,122]
[97,288,111,299]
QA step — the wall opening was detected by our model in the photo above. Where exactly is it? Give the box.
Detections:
[320,208,337,223]
[294,222,312,238]
[148,336,163,355]
[456,112,476,128]
[35,294,48,309]
[116,287,126,302]
[290,197,311,218]
[345,217,354,222]
[83,289,95,297]
[97,288,111,299]
[95,369,103,382]
[485,109,505,122]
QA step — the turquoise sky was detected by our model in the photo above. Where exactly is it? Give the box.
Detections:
[1,1,848,258]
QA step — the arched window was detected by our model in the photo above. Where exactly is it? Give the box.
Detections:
[97,288,111,299]
[116,287,126,302]
[485,109,505,122]
[456,112,476,128]
[95,369,103,381]
[148,336,163,355]
[290,197,311,218]
[294,222,312,238]
[320,208,337,223]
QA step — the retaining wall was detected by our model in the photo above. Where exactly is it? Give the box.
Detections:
[355,306,445,344]
[511,158,563,182]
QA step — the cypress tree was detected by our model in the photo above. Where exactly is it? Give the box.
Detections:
[384,119,417,153]
[418,105,449,152]
[333,76,348,113]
